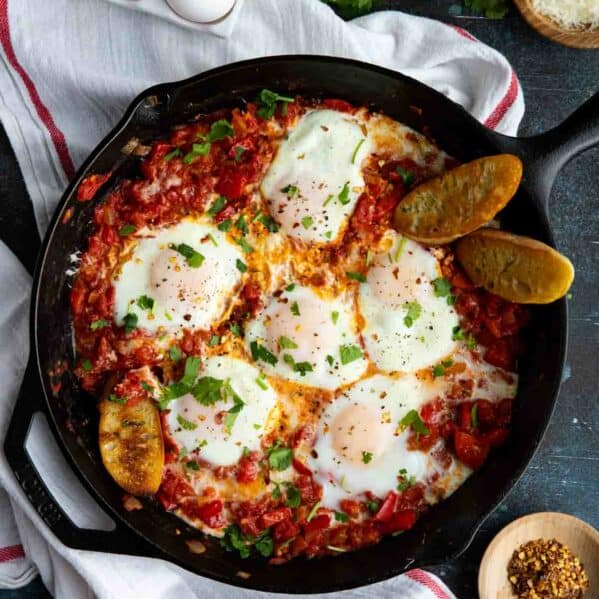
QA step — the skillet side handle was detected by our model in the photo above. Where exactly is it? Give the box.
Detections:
[517,90,599,209]
[4,357,153,556]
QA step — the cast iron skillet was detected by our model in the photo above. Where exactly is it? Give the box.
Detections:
[5,56,599,594]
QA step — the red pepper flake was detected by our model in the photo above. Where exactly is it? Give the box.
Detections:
[76,173,111,202]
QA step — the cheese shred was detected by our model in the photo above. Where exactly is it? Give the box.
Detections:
[532,0,599,30]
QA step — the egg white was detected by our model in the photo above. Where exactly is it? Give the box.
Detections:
[261,109,371,244]
[244,283,368,390]
[112,219,243,333]
[359,233,459,373]
[166,356,278,467]
[309,374,445,508]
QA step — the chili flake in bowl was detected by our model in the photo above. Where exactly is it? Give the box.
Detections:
[508,538,589,599]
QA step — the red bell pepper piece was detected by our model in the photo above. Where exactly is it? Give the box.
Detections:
[292,458,312,476]
[454,431,490,470]
[302,513,331,534]
[258,507,292,529]
[374,491,398,522]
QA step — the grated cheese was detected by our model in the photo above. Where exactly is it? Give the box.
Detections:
[532,0,599,30]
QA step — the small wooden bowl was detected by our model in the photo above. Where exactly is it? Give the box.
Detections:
[514,0,599,48]
[479,512,599,598]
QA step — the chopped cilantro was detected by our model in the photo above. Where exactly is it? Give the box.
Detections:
[223,383,245,434]
[256,212,279,233]
[206,119,234,142]
[236,259,247,273]
[90,319,109,331]
[281,184,299,197]
[207,195,227,216]
[268,442,293,471]
[118,224,136,236]
[234,146,246,162]
[279,336,298,349]
[452,326,464,341]
[466,332,477,350]
[346,271,366,282]
[331,311,339,324]
[290,301,300,316]
[229,322,242,337]
[235,237,254,254]
[209,335,221,347]
[403,301,422,328]
[284,483,301,508]
[396,165,415,186]
[192,376,225,406]
[432,277,452,297]
[221,525,273,558]
[351,138,366,164]
[432,364,446,377]
[397,468,416,492]
[250,341,278,365]
[340,344,363,365]
[399,409,430,439]
[362,451,373,464]
[177,414,197,431]
[326,354,335,367]
[136,295,154,311]
[123,313,138,334]
[335,511,349,523]
[256,89,294,120]
[183,141,211,163]
[323,194,335,207]
[82,358,92,371]
[285,283,296,292]
[169,243,205,268]
[366,500,379,514]
[217,218,232,232]
[338,181,350,205]
[235,214,248,235]
[185,460,199,471]
[301,216,313,230]
[169,346,183,362]
[163,148,182,161]
[255,372,268,390]
[108,394,127,405]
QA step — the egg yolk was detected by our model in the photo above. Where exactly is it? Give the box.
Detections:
[331,403,392,466]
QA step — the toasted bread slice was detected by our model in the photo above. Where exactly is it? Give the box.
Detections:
[99,376,164,496]
[393,154,522,244]
[456,229,574,304]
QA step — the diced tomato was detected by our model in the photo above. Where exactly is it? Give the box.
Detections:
[482,428,509,448]
[292,458,312,476]
[239,516,260,537]
[459,401,474,431]
[339,499,362,518]
[374,491,398,522]
[195,499,225,529]
[296,474,321,504]
[273,519,300,543]
[475,400,495,426]
[454,431,490,470]
[237,452,260,483]
[321,99,354,113]
[70,286,86,316]
[383,509,417,533]
[302,514,331,534]
[215,168,248,199]
[484,340,514,371]
[373,188,402,223]
[156,471,194,510]
[496,397,514,427]
[77,173,111,202]
[259,507,293,529]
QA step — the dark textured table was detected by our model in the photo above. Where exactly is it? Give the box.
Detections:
[1,2,597,597]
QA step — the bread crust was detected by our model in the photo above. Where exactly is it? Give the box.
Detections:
[393,154,522,244]
[456,229,574,304]
[99,388,164,496]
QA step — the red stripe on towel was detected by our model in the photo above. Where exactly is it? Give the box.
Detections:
[0,544,25,563]
[0,0,75,178]
[406,569,452,599]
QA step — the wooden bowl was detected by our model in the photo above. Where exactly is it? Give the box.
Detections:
[514,0,599,48]
[479,512,599,598]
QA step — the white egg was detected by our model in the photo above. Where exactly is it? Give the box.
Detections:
[309,374,446,509]
[244,284,368,390]
[166,0,236,23]
[359,233,459,373]
[166,356,278,466]
[261,109,372,244]
[112,219,242,333]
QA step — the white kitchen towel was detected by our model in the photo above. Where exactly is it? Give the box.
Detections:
[0,0,524,596]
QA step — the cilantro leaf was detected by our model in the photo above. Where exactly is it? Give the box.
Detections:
[256,89,294,120]
[177,414,197,431]
[183,142,211,163]
[284,483,301,508]
[362,451,373,464]
[399,409,430,438]
[207,119,234,142]
[464,0,509,18]
[169,243,205,268]
[279,336,298,349]
[123,313,138,334]
[338,181,350,205]
[136,295,154,311]
[207,196,227,216]
[340,344,363,365]
[403,301,422,328]
[90,319,109,331]
[432,277,452,297]
[250,341,278,365]
[118,224,136,236]
[192,377,225,406]
[268,442,293,471]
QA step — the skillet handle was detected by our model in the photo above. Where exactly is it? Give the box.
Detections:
[493,90,599,210]
[4,357,154,556]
